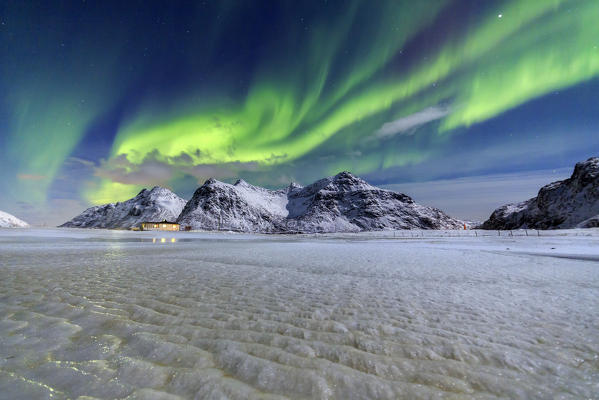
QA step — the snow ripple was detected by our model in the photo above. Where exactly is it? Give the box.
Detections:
[0,230,598,399]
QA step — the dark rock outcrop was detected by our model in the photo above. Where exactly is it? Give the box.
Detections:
[480,157,599,229]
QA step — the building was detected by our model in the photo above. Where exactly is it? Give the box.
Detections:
[140,220,180,231]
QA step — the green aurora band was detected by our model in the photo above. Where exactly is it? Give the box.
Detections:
[0,2,138,207]
[2,1,598,208]
[88,0,599,203]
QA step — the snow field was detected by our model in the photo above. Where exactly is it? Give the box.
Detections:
[0,229,598,399]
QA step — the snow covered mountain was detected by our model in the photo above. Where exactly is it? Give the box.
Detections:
[176,178,290,232]
[177,171,463,232]
[60,186,187,229]
[480,157,599,230]
[0,210,29,228]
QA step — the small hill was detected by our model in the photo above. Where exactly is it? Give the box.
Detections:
[60,186,187,229]
[0,210,29,228]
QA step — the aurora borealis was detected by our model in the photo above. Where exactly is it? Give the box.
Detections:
[1,0,598,224]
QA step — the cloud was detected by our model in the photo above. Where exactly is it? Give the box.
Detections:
[264,153,289,163]
[94,154,175,185]
[184,161,259,182]
[65,157,96,167]
[375,106,451,138]
[100,160,173,185]
[94,151,260,186]
[17,173,47,181]
[167,152,194,164]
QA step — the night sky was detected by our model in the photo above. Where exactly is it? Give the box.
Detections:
[1,0,598,225]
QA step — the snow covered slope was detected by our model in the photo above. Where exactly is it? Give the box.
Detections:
[480,157,599,229]
[60,186,187,229]
[176,178,289,232]
[177,171,463,232]
[0,210,29,228]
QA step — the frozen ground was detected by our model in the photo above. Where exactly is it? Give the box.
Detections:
[0,228,598,399]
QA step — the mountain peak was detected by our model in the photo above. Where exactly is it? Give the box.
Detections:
[320,171,371,191]
[571,157,599,186]
[137,186,167,197]
[334,171,357,179]
[60,186,187,229]
[331,171,368,185]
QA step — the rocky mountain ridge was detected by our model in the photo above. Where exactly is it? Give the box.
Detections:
[480,157,599,229]
[60,172,464,232]
[177,171,464,232]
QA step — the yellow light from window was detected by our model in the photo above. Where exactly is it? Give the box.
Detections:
[160,238,166,243]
